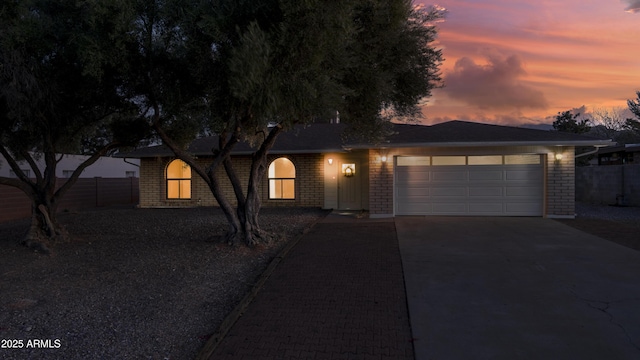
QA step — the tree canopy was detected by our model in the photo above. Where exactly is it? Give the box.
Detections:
[0,0,147,251]
[1,0,445,249]
[114,0,445,245]
[552,110,591,134]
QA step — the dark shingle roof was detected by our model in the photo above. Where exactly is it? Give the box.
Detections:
[367,121,612,147]
[118,121,612,158]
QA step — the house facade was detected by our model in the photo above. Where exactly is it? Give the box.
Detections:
[123,121,612,219]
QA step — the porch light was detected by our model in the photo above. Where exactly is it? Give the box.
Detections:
[379,148,388,162]
[327,158,333,165]
[342,163,355,177]
[555,153,563,161]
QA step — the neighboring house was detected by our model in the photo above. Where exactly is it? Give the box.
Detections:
[596,143,640,165]
[120,121,612,218]
[0,154,140,179]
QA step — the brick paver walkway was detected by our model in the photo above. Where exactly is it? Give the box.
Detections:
[209,217,414,359]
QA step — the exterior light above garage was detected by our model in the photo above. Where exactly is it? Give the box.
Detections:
[327,158,333,165]
[379,148,388,162]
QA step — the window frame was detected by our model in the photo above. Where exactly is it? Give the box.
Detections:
[268,157,296,200]
[166,159,192,200]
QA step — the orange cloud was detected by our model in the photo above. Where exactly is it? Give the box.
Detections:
[443,54,548,110]
[417,0,640,126]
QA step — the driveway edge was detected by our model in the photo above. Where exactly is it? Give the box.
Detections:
[195,213,328,360]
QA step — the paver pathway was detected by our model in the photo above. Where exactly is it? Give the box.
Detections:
[209,216,414,359]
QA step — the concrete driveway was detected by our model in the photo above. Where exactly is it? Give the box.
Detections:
[396,217,640,360]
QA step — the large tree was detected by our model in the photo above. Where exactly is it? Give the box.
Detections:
[120,0,444,245]
[0,0,146,252]
[552,110,591,134]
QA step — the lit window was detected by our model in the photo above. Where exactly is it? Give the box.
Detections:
[432,156,466,166]
[268,157,295,199]
[166,159,191,199]
[505,155,541,165]
[468,155,503,165]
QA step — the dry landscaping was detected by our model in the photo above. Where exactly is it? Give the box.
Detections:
[0,206,327,360]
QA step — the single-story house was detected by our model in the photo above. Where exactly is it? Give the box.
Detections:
[120,121,612,218]
[596,143,640,165]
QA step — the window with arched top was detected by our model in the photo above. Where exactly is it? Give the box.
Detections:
[166,159,191,199]
[268,157,295,199]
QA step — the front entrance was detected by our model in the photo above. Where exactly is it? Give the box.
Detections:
[338,160,362,210]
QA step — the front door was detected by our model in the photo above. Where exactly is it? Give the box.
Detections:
[338,160,362,210]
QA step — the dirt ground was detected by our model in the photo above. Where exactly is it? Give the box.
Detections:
[0,206,327,360]
[556,209,640,252]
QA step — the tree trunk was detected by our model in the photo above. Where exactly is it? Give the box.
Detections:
[230,125,284,246]
[22,200,68,254]
[236,170,274,246]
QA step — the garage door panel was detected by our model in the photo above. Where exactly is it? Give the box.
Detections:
[506,168,542,181]
[468,203,504,214]
[468,186,503,197]
[469,171,504,181]
[431,171,467,182]
[397,187,430,197]
[396,170,431,183]
[430,187,467,197]
[432,203,467,213]
[395,155,543,216]
[506,186,542,197]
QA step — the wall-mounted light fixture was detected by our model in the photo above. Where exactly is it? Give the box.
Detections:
[555,153,563,161]
[379,148,388,162]
[342,163,355,177]
[327,158,333,165]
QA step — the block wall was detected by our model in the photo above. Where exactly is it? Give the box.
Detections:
[576,164,640,206]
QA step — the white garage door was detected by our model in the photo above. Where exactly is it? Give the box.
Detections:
[395,155,543,216]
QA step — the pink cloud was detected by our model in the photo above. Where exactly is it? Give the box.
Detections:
[442,54,548,110]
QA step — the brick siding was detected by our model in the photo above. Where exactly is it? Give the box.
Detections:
[139,154,324,208]
[546,147,575,217]
[368,149,394,216]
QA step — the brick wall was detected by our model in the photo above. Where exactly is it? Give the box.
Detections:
[0,177,139,223]
[139,154,324,208]
[546,147,576,217]
[576,164,640,206]
[368,149,394,216]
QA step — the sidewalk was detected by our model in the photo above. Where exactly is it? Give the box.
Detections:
[202,213,414,359]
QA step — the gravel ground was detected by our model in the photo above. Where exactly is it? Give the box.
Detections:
[557,202,640,251]
[0,207,327,360]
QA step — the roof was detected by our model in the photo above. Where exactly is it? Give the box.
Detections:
[597,143,640,155]
[353,121,613,148]
[118,121,613,158]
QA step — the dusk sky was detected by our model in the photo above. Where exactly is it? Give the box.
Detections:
[416,0,640,126]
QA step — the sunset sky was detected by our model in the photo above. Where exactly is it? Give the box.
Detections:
[416,0,640,126]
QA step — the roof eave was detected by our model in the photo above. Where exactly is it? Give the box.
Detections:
[118,148,349,158]
[346,140,615,149]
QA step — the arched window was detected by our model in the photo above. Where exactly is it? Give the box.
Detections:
[268,157,295,199]
[166,159,191,199]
